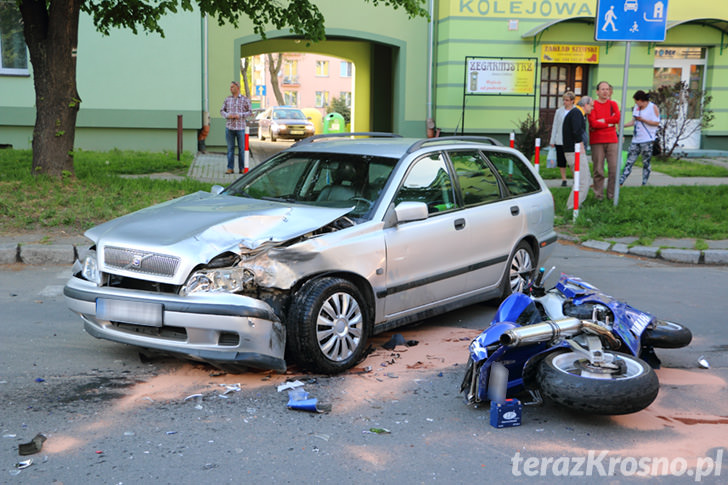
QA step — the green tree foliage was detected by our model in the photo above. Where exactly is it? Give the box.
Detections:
[649,81,714,160]
[326,95,351,125]
[15,0,428,176]
[514,114,548,162]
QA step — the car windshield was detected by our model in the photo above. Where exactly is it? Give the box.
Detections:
[273,109,305,120]
[224,151,398,219]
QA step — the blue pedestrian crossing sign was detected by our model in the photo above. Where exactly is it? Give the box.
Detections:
[595,0,669,42]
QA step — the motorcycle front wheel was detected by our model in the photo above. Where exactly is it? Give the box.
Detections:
[537,350,659,415]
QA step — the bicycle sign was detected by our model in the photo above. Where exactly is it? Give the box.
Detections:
[595,0,669,42]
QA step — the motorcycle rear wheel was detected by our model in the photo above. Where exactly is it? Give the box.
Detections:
[537,350,659,415]
[641,320,692,349]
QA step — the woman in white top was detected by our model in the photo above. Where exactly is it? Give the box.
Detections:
[620,90,660,186]
[549,91,575,187]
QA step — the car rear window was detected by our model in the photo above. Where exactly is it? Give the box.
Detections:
[486,152,541,196]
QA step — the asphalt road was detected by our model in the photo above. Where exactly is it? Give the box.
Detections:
[1,243,726,483]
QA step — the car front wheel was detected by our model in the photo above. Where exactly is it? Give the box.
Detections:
[287,277,370,374]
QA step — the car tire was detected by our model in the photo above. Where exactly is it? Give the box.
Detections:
[287,277,369,374]
[501,241,535,298]
[270,131,277,142]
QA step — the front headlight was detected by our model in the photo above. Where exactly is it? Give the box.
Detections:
[82,250,101,284]
[181,267,255,296]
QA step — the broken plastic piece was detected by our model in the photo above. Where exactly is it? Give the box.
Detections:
[286,389,330,413]
[16,459,33,469]
[220,383,242,394]
[698,356,710,369]
[277,380,305,392]
[382,334,406,350]
[18,433,46,456]
[367,427,391,434]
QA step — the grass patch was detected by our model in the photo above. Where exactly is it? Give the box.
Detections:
[552,185,728,241]
[0,149,210,234]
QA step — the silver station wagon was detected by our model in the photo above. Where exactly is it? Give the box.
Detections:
[64,134,557,374]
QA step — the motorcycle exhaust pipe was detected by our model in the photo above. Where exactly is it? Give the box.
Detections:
[499,317,583,347]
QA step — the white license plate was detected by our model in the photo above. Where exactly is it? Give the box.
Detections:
[290,130,304,135]
[96,298,163,327]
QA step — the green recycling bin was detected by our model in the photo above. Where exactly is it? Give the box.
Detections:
[323,112,346,134]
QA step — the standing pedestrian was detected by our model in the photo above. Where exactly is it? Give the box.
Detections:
[563,96,594,210]
[620,90,660,186]
[220,81,252,174]
[588,81,620,201]
[549,91,575,187]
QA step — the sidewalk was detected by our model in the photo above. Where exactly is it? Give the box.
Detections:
[2,152,728,266]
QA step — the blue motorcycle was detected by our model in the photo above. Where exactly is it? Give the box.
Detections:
[461,268,692,415]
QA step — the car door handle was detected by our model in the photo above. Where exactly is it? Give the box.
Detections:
[454,218,466,230]
[510,206,520,216]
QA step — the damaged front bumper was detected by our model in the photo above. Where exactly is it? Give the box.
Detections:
[63,275,286,371]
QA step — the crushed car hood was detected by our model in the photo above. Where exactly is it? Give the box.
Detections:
[86,191,353,266]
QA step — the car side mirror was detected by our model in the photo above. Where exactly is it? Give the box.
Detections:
[393,201,428,223]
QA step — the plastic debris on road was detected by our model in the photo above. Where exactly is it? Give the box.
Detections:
[286,387,331,413]
[698,356,711,369]
[18,433,46,456]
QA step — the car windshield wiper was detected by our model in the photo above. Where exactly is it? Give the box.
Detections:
[261,196,299,203]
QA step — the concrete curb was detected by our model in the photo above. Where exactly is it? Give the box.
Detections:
[569,236,728,265]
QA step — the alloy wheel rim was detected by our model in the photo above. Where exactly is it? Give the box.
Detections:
[316,291,363,362]
[509,248,533,292]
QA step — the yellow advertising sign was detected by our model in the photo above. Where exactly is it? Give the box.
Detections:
[466,58,537,95]
[541,44,599,63]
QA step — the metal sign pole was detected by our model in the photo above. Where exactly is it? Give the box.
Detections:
[614,41,631,207]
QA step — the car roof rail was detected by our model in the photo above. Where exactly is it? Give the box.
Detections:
[292,132,403,146]
[405,136,505,153]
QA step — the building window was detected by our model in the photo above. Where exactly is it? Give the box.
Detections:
[340,91,352,107]
[0,1,29,75]
[282,60,299,85]
[340,61,352,77]
[283,91,298,106]
[315,91,329,108]
[315,60,329,77]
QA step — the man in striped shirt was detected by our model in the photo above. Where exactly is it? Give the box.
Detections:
[220,81,252,174]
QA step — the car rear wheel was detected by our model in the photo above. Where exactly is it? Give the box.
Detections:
[501,241,535,298]
[287,277,370,374]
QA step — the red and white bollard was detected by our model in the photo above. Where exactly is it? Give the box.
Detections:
[509,132,515,148]
[243,126,250,174]
[573,150,580,221]
[534,138,540,173]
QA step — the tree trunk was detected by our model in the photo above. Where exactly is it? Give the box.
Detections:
[19,0,81,177]
[240,57,250,98]
[267,53,284,106]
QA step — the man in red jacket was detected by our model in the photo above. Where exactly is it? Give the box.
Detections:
[588,81,620,201]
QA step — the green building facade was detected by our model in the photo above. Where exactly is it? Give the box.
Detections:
[1,0,727,151]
